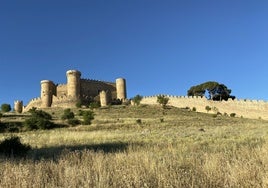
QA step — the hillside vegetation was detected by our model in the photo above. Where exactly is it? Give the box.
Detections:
[1,105,268,187]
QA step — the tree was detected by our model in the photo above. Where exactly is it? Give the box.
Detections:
[205,106,211,113]
[187,81,235,101]
[132,95,143,106]
[1,104,11,113]
[157,95,169,108]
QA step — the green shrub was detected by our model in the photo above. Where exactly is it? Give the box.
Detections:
[61,109,75,120]
[132,95,143,106]
[29,107,52,120]
[67,118,81,126]
[0,122,22,133]
[82,110,94,125]
[24,108,55,130]
[0,136,31,157]
[230,113,236,117]
[157,95,169,108]
[160,118,164,123]
[89,101,101,109]
[192,107,196,112]
[136,119,142,124]
[1,103,11,112]
[76,101,82,108]
[205,106,211,113]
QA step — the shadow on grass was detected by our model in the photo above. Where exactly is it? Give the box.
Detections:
[29,142,144,161]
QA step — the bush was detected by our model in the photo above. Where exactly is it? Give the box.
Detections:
[0,122,22,133]
[24,108,55,130]
[61,109,75,120]
[0,136,31,157]
[67,118,81,126]
[205,106,211,113]
[1,103,11,112]
[157,95,169,108]
[29,107,52,120]
[76,101,82,108]
[192,107,196,112]
[89,101,101,109]
[230,113,236,117]
[111,99,122,105]
[132,95,143,106]
[136,119,142,124]
[82,110,94,125]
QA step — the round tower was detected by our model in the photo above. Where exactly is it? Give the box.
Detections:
[100,90,108,107]
[66,70,81,100]
[41,80,54,107]
[14,100,23,113]
[116,78,127,100]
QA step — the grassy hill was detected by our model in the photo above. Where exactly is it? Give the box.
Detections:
[1,105,268,187]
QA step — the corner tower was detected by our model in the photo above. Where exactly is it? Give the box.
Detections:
[41,80,54,107]
[116,78,127,100]
[14,100,23,113]
[66,70,81,100]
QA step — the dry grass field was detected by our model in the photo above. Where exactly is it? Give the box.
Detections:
[1,105,268,187]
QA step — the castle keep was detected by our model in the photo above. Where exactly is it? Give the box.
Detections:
[22,70,127,111]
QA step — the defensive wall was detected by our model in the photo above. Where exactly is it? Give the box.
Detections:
[141,95,268,120]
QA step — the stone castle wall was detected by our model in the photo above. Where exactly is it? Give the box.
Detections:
[80,79,117,100]
[21,69,126,111]
[141,95,268,120]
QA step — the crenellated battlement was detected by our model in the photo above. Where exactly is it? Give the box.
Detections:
[20,69,127,111]
[81,78,115,85]
[141,94,268,120]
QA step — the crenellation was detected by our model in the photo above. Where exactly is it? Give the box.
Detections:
[21,69,127,111]
[141,94,268,120]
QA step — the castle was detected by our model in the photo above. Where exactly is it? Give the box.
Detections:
[13,70,268,121]
[15,70,127,112]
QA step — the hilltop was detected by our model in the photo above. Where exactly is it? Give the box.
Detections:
[1,105,268,187]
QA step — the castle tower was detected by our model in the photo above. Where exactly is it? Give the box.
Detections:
[100,90,108,107]
[116,78,127,100]
[66,70,81,100]
[14,100,23,113]
[41,80,54,107]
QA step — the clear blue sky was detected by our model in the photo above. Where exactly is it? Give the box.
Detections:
[1,0,268,107]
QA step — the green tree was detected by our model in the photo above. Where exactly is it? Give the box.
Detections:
[157,95,169,108]
[1,104,11,113]
[205,106,211,113]
[187,81,235,101]
[132,95,143,106]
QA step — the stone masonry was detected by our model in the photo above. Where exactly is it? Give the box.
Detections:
[21,70,127,111]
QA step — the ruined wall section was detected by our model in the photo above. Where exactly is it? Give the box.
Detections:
[80,79,117,101]
[141,95,268,120]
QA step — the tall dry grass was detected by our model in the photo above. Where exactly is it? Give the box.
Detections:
[1,105,268,187]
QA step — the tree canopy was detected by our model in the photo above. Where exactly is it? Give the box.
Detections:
[187,81,235,101]
[1,104,11,113]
